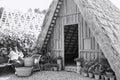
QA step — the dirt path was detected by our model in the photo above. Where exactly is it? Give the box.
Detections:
[0,71,95,80]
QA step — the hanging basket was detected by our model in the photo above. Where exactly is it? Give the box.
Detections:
[24,57,34,67]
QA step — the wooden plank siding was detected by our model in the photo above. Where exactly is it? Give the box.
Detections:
[47,0,103,65]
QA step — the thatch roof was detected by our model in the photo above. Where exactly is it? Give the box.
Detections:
[74,0,120,79]
[37,0,120,79]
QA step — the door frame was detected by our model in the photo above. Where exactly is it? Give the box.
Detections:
[63,24,79,66]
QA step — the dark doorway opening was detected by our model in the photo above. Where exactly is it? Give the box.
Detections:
[64,24,78,66]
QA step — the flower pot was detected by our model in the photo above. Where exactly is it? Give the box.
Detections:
[106,72,113,76]
[57,59,62,71]
[15,67,33,77]
[94,74,100,80]
[76,66,81,73]
[57,59,62,65]
[82,72,88,77]
[24,57,34,67]
[52,67,58,71]
[109,76,115,80]
[104,76,109,80]
[88,72,93,78]
[76,61,81,66]
[101,75,105,80]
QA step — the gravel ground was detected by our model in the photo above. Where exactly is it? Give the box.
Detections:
[0,71,95,80]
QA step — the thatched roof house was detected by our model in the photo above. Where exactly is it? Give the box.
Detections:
[37,0,120,79]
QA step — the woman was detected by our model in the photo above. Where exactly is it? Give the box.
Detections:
[17,47,24,59]
[8,47,24,67]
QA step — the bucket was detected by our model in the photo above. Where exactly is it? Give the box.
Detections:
[24,57,34,67]
[15,67,33,76]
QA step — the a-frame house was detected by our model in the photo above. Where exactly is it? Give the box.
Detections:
[37,0,120,79]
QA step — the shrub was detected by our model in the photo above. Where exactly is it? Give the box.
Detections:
[43,63,59,71]
[74,57,84,62]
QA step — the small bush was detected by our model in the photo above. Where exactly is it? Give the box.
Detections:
[43,63,59,71]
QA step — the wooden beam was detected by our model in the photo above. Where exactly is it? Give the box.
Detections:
[53,17,57,20]
[37,0,61,48]
[54,13,58,17]
[43,45,46,47]
[44,42,47,44]
[50,24,54,27]
[48,31,52,34]
[46,38,49,41]
[79,50,102,53]
[58,1,62,5]
[57,5,61,9]
[49,27,53,30]
[55,9,60,13]
[46,35,50,38]
[52,20,55,23]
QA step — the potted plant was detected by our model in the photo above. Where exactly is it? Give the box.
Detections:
[43,63,58,71]
[74,57,84,73]
[24,54,34,67]
[94,72,101,79]
[76,65,81,73]
[74,57,84,66]
[105,68,114,76]
[88,70,94,78]
[104,68,115,80]
[93,67,102,80]
[86,60,97,78]
[56,56,62,71]
[43,63,52,71]
[56,56,62,64]
[109,76,115,80]
[51,64,59,71]
[88,67,94,78]
[104,75,115,80]
[81,67,88,77]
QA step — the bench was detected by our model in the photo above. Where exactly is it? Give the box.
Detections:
[0,63,13,68]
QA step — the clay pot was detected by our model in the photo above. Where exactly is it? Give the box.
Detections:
[24,57,34,67]
[82,72,88,77]
[52,67,58,71]
[109,76,115,80]
[106,72,113,76]
[76,66,81,73]
[57,59,62,71]
[57,59,62,64]
[104,76,109,80]
[104,76,115,80]
[94,74,100,80]
[76,61,81,66]
[101,75,105,80]
[88,72,93,78]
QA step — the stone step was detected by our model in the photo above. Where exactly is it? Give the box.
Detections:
[65,66,77,73]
